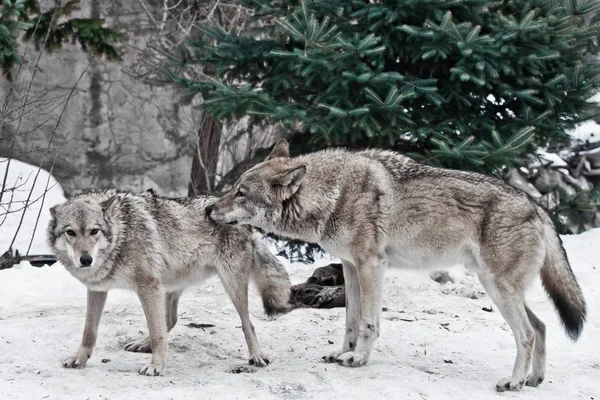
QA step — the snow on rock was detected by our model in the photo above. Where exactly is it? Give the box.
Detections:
[567,120,600,145]
[0,158,66,254]
[1,163,599,400]
[534,150,569,168]
[589,92,600,104]
[565,92,600,144]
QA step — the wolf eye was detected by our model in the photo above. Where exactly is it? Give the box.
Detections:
[90,228,99,236]
[66,229,76,237]
[235,189,246,198]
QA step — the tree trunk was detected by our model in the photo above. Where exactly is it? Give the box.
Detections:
[188,113,221,196]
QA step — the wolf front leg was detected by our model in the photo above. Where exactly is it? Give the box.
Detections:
[124,290,183,353]
[324,259,360,363]
[63,290,108,369]
[217,263,269,366]
[137,280,168,376]
[336,250,387,367]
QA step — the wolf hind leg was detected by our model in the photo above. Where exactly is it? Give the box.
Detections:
[125,290,183,354]
[478,273,535,392]
[525,304,546,387]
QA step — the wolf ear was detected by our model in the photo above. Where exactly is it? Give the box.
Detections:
[50,205,58,218]
[271,165,307,199]
[266,139,290,160]
[100,195,118,213]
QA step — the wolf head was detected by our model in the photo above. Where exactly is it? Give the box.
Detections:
[48,195,118,271]
[206,140,307,228]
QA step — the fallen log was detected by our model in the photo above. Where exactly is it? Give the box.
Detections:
[0,248,57,270]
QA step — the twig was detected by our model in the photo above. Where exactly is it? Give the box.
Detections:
[0,176,19,226]
[160,0,169,32]
[0,0,55,209]
[0,183,59,215]
[26,133,69,256]
[207,0,221,22]
[8,55,94,250]
[135,0,160,29]
[0,0,53,138]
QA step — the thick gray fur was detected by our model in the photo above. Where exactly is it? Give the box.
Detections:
[48,188,291,376]
[206,140,587,392]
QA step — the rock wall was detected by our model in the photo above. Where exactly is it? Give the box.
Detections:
[0,0,198,197]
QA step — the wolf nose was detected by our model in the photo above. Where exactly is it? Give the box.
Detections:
[205,204,214,217]
[80,255,93,267]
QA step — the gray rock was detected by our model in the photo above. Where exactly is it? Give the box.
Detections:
[0,0,197,197]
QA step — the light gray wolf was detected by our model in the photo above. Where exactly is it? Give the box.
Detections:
[47,188,291,376]
[205,139,587,391]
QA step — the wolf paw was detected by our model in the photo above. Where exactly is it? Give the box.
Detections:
[62,354,88,369]
[335,351,369,367]
[496,377,525,392]
[124,336,152,353]
[525,374,544,387]
[322,349,344,363]
[249,355,270,367]
[139,363,165,376]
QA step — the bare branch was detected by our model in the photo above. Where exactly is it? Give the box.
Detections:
[160,0,169,32]
[119,0,282,196]
[0,182,59,216]
[0,0,55,208]
[0,0,53,138]
[25,134,69,256]
[135,0,160,29]
[7,55,94,250]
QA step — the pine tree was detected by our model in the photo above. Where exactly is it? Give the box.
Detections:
[1,0,122,78]
[164,0,600,258]
[168,0,600,174]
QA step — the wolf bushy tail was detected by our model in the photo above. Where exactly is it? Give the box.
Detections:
[541,221,586,340]
[251,236,291,317]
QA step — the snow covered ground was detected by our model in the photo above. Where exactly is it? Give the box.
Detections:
[1,160,599,400]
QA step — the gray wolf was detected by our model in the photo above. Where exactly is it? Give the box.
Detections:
[205,139,587,391]
[47,188,291,376]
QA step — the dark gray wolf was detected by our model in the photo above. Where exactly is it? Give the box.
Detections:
[205,140,586,391]
[48,188,290,376]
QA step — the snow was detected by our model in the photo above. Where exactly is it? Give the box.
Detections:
[534,150,568,168]
[567,120,600,145]
[1,161,600,400]
[0,157,65,254]
[589,92,600,104]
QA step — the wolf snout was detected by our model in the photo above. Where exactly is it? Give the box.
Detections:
[205,204,214,217]
[79,254,93,267]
